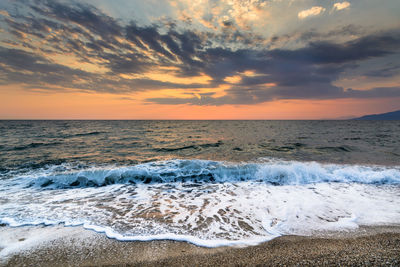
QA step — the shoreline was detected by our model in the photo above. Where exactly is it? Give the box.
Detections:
[1,225,400,266]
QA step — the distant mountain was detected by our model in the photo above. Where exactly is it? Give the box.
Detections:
[353,110,400,120]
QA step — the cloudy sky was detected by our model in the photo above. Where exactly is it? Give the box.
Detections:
[0,0,399,119]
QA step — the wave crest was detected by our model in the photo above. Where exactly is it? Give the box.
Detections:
[12,159,400,189]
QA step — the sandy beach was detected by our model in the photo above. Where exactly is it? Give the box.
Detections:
[1,225,399,266]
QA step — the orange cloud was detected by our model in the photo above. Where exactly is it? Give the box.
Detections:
[333,2,351,11]
[298,6,326,19]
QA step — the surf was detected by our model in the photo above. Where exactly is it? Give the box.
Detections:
[4,159,399,189]
[0,159,399,247]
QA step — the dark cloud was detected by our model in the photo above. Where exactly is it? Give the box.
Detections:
[30,0,123,42]
[0,47,95,89]
[1,0,399,105]
[147,86,400,106]
[103,52,149,74]
[0,47,209,92]
[299,24,365,42]
[147,30,400,105]
[0,47,86,76]
[364,64,400,78]
[269,30,400,65]
[222,20,233,27]
[345,87,400,98]
[126,23,175,60]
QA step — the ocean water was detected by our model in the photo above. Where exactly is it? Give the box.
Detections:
[0,120,400,247]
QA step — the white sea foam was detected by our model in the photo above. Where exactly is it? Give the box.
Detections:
[6,159,400,188]
[0,159,400,247]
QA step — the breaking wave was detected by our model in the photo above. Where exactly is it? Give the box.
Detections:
[7,159,400,189]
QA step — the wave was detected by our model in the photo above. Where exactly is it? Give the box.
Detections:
[71,131,105,137]
[9,142,63,151]
[9,159,400,189]
[155,141,223,152]
[316,146,353,152]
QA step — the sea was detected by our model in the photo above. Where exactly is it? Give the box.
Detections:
[0,120,399,247]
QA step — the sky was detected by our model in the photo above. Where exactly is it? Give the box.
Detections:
[0,0,399,119]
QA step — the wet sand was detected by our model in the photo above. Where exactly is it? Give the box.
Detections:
[1,225,400,266]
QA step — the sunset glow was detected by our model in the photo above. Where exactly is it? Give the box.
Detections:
[0,0,399,119]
